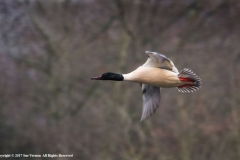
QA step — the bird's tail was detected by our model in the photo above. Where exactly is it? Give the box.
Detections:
[177,68,202,93]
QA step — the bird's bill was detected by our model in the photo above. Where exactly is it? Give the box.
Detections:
[91,76,102,80]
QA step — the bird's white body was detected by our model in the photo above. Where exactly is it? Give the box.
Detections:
[123,66,192,88]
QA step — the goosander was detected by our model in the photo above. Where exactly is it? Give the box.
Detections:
[91,51,202,121]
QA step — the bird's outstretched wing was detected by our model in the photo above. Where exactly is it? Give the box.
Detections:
[142,51,178,73]
[140,84,161,121]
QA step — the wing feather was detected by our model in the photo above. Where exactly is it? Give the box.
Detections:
[141,84,161,121]
[143,51,178,73]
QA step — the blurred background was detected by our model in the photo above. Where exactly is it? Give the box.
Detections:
[0,0,240,160]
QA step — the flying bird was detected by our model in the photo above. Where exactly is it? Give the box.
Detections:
[91,51,202,121]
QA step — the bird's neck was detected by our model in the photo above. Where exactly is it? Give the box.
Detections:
[122,67,143,82]
[122,73,134,81]
[110,73,124,81]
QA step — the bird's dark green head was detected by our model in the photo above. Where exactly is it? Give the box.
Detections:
[91,72,123,81]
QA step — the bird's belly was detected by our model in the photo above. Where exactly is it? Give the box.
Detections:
[141,72,181,88]
[124,67,183,88]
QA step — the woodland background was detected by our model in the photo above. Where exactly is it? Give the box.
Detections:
[0,0,240,160]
